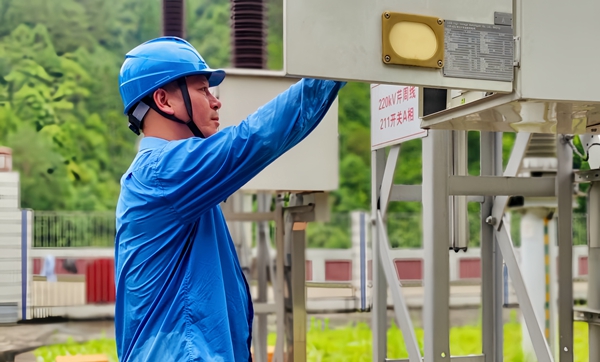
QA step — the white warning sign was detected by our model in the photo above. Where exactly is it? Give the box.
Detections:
[370,84,427,150]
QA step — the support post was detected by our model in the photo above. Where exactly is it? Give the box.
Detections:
[372,149,387,362]
[289,218,307,362]
[556,136,573,362]
[519,208,552,359]
[351,211,369,311]
[480,131,503,362]
[450,130,469,251]
[224,192,251,279]
[282,195,313,362]
[422,130,450,361]
[21,209,28,320]
[380,145,401,214]
[254,192,271,362]
[588,182,600,361]
[375,143,422,362]
[493,132,504,361]
[274,196,285,362]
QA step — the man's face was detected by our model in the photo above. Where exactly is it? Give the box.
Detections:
[167,75,222,137]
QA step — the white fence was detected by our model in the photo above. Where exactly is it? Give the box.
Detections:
[0,207,593,320]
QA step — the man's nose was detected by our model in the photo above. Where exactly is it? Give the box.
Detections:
[211,96,222,111]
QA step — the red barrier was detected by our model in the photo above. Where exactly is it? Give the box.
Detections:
[325,260,352,281]
[459,258,482,279]
[33,258,41,275]
[86,259,115,304]
[33,258,88,275]
[579,256,588,276]
[394,259,423,280]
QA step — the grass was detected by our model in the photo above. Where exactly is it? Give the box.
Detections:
[33,336,118,362]
[34,318,590,362]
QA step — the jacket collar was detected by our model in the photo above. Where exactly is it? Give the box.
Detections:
[138,137,169,151]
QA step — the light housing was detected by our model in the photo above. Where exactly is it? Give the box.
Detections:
[381,12,445,69]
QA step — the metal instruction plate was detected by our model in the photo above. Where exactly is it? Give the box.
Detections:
[444,20,514,82]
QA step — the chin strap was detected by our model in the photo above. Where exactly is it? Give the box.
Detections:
[127,78,205,138]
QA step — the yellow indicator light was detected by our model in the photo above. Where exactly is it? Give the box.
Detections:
[382,12,445,69]
[389,22,437,60]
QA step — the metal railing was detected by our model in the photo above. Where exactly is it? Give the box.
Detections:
[33,211,115,248]
[31,210,588,248]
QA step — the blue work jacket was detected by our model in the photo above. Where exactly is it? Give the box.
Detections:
[114,79,345,362]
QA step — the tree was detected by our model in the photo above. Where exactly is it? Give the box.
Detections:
[0,23,131,210]
[186,0,231,67]
[7,125,74,210]
[0,0,92,54]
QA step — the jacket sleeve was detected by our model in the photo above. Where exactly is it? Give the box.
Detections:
[153,78,345,223]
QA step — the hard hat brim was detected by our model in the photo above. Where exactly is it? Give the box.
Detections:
[122,68,226,114]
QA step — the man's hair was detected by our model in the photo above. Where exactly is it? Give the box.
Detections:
[161,81,180,94]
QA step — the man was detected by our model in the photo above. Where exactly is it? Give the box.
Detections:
[114,36,344,362]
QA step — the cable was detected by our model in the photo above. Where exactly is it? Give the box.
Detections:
[566,136,587,159]
[587,143,600,161]
[565,135,600,161]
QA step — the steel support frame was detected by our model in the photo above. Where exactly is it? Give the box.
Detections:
[422,131,451,361]
[274,197,285,362]
[286,217,308,362]
[254,192,272,362]
[450,130,469,251]
[372,130,574,362]
[588,181,600,361]
[490,133,532,225]
[378,145,422,362]
[372,131,453,362]
[480,132,503,362]
[573,167,600,360]
[225,193,283,362]
[278,196,315,362]
[223,190,325,362]
[556,136,574,361]
[372,144,423,362]
[496,223,553,361]
[376,211,421,362]
[448,176,556,197]
[372,148,387,361]
[485,132,554,362]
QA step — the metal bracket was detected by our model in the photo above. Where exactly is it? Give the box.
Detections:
[490,133,533,230]
[513,36,521,67]
[284,204,315,214]
[279,204,316,228]
[574,307,600,326]
[222,211,275,222]
[496,220,554,362]
[494,12,513,27]
[380,145,401,216]
[377,211,423,362]
[305,282,353,289]
[574,169,600,183]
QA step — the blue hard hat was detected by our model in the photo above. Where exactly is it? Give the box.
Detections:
[119,37,226,114]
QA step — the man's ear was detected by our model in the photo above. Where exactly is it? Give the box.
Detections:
[153,89,176,115]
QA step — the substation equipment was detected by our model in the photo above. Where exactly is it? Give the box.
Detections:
[279,0,600,361]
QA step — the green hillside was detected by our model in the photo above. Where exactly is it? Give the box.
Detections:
[0,0,586,248]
